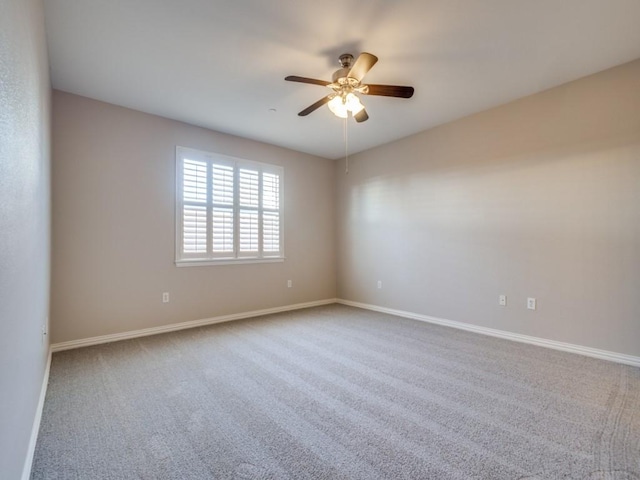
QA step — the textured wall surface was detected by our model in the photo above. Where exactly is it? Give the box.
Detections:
[0,0,51,477]
[337,59,640,357]
[51,91,336,343]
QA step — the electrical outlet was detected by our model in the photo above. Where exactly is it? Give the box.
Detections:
[162,292,170,303]
[377,280,382,289]
[287,280,292,288]
[527,297,536,310]
[498,295,507,306]
[41,323,47,344]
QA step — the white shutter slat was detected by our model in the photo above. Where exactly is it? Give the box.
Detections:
[182,205,207,253]
[239,169,259,207]
[211,164,235,255]
[183,159,207,203]
[212,207,234,253]
[263,172,280,210]
[263,211,280,253]
[239,210,258,252]
[212,165,234,205]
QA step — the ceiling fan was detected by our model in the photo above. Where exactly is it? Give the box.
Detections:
[285,52,414,123]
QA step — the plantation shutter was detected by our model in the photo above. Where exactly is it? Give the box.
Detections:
[182,159,208,255]
[238,168,259,255]
[176,146,283,264]
[262,171,280,255]
[211,164,234,255]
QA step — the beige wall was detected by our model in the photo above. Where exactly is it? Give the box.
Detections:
[337,59,640,357]
[0,0,51,477]
[51,91,336,343]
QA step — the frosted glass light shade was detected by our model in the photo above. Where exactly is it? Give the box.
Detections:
[328,96,348,118]
[345,93,364,114]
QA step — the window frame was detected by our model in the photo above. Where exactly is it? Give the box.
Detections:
[175,146,284,267]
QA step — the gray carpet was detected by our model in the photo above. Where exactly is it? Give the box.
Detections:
[31,305,640,479]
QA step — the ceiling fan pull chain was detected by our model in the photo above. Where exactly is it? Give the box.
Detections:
[344,116,349,174]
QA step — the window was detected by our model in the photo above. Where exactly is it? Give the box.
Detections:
[176,146,283,265]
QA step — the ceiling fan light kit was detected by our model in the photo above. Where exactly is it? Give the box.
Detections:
[285,52,414,123]
[328,92,364,118]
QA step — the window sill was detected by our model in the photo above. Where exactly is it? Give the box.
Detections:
[175,257,285,267]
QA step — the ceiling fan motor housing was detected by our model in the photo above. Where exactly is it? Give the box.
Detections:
[332,53,357,84]
[338,53,354,68]
[332,67,352,84]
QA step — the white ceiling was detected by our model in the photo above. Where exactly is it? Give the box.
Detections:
[44,0,640,160]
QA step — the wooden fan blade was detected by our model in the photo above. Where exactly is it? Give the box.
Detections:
[298,95,332,116]
[348,52,378,81]
[354,109,369,123]
[365,84,414,98]
[285,75,330,87]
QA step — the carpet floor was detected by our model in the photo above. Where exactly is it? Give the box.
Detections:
[31,305,640,479]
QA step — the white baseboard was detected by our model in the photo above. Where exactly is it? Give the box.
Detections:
[51,297,640,367]
[51,299,337,352]
[337,299,640,368]
[22,348,52,480]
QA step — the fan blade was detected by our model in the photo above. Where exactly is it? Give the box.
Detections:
[298,95,332,116]
[348,52,378,81]
[285,75,330,87]
[354,109,369,123]
[365,84,414,98]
